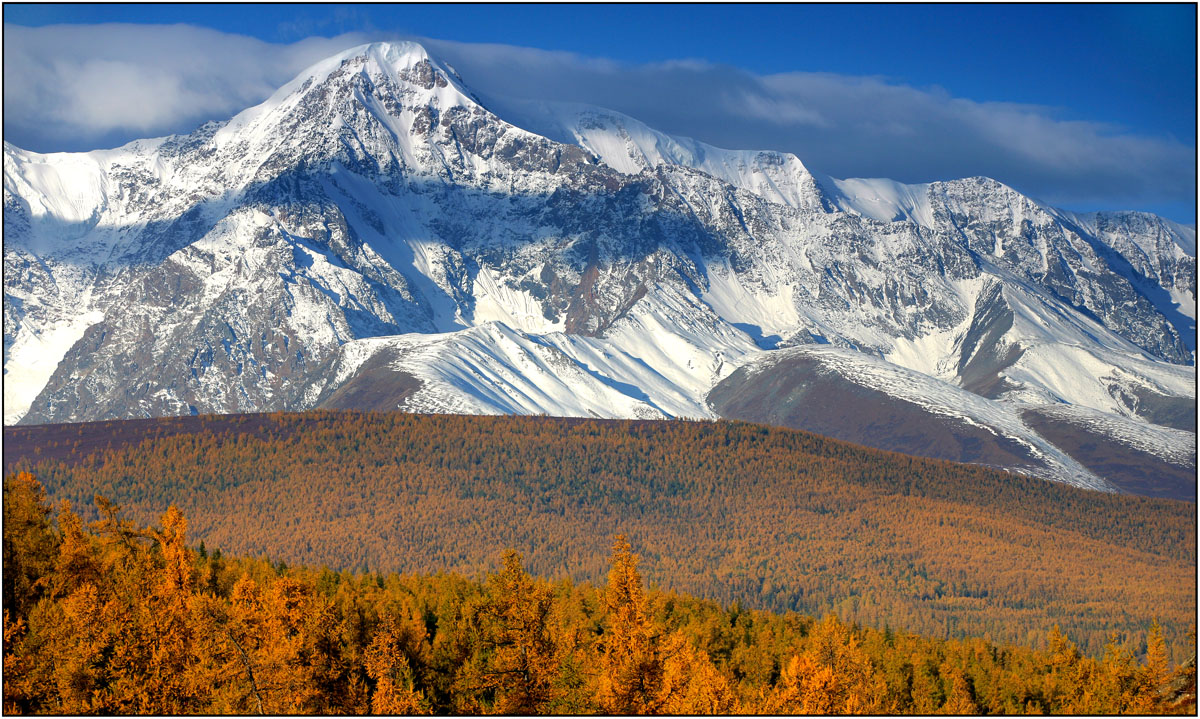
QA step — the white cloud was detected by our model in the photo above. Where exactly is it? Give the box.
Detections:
[3,23,371,149]
[3,23,1193,218]
[422,38,1195,215]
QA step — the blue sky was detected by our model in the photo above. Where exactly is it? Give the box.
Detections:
[4,3,1195,221]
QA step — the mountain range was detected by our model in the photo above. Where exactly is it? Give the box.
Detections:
[4,41,1195,497]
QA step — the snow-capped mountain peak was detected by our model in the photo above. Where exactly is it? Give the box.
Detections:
[4,40,1194,497]
[215,41,474,145]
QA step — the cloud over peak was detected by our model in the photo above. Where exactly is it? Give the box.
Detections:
[4,23,1192,220]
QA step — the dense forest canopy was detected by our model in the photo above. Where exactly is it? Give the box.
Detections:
[3,410,1195,663]
[3,472,1194,714]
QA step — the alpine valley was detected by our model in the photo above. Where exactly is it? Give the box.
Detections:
[4,42,1196,497]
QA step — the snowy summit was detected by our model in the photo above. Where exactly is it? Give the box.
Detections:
[4,42,1195,495]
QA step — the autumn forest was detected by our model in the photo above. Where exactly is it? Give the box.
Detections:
[2,410,1196,714]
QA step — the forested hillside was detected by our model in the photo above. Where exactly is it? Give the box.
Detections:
[3,473,1193,714]
[3,411,1195,661]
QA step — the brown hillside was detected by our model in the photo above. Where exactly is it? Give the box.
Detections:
[4,410,1194,661]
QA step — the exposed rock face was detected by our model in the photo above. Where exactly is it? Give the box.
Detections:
[4,42,1195,493]
[927,177,1192,363]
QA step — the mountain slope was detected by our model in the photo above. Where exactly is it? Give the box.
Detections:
[4,411,1194,661]
[4,41,1194,493]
